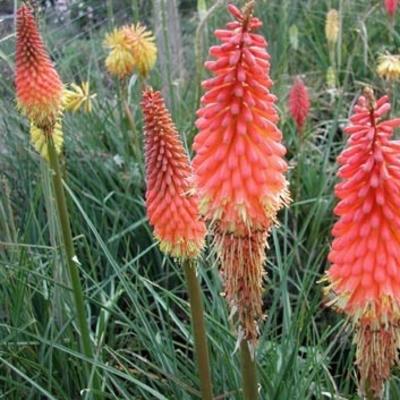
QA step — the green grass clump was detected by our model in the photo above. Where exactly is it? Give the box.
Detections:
[1,0,400,398]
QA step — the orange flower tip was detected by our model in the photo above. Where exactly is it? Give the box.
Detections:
[288,76,310,133]
[325,93,400,325]
[193,4,289,234]
[142,89,206,261]
[15,5,63,130]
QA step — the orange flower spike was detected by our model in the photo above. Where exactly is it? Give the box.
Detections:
[142,89,206,260]
[15,5,63,130]
[288,76,310,133]
[193,3,289,235]
[326,89,400,397]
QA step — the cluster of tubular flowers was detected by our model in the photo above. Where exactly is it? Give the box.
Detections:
[377,54,400,81]
[325,9,339,46]
[324,88,400,398]
[30,119,63,161]
[288,76,310,133]
[384,0,398,17]
[104,24,157,79]
[63,81,96,113]
[15,5,63,132]
[142,88,206,261]
[15,5,64,160]
[193,3,289,341]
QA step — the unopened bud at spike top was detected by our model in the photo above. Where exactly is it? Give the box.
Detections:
[142,89,206,260]
[324,90,400,397]
[193,3,289,235]
[193,3,289,340]
[15,5,63,130]
[288,76,310,133]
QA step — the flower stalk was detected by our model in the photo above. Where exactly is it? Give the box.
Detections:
[47,137,102,399]
[240,340,258,400]
[183,260,213,400]
[141,89,212,399]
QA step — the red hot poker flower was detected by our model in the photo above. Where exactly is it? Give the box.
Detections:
[288,76,310,133]
[193,3,289,341]
[15,5,63,130]
[193,3,289,236]
[142,89,206,260]
[325,89,400,397]
[385,0,398,17]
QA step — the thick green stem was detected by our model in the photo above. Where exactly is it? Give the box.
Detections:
[47,138,102,399]
[240,340,258,400]
[183,261,213,400]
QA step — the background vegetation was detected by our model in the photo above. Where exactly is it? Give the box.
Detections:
[1,0,400,398]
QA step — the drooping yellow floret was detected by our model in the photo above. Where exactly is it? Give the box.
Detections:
[30,118,63,161]
[104,24,157,79]
[104,28,136,79]
[127,23,157,78]
[63,81,96,113]
[377,54,400,81]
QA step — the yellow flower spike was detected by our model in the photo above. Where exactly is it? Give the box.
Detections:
[126,23,157,78]
[63,81,96,113]
[104,27,136,79]
[30,118,63,161]
[325,9,339,45]
[377,54,400,81]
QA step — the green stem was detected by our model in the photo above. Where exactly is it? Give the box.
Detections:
[240,340,258,400]
[183,260,213,400]
[47,138,102,399]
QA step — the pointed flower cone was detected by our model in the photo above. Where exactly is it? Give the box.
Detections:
[325,88,400,398]
[142,88,206,260]
[288,76,310,134]
[193,3,289,340]
[15,5,63,131]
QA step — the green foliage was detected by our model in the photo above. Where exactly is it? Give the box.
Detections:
[1,0,399,398]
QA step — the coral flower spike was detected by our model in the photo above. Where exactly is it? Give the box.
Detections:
[142,88,206,260]
[325,88,400,398]
[385,0,398,18]
[288,76,310,134]
[15,5,63,131]
[193,2,289,341]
